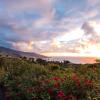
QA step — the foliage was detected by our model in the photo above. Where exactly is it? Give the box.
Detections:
[0,56,100,100]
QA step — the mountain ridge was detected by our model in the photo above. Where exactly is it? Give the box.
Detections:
[0,46,47,58]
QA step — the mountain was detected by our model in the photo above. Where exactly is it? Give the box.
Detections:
[0,46,47,58]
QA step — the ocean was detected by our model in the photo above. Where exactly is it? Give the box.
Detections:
[44,56,96,64]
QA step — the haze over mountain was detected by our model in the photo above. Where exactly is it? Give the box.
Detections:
[0,46,46,58]
[0,46,98,64]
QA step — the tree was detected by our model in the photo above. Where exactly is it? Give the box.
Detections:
[29,58,35,63]
[36,58,47,65]
[63,60,71,64]
[96,59,100,63]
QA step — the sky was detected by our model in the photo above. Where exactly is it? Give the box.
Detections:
[0,0,100,57]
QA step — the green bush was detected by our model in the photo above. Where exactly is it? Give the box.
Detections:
[0,56,100,100]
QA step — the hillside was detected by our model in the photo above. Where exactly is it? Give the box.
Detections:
[0,46,47,58]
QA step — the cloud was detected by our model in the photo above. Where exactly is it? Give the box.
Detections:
[44,21,100,56]
[87,0,100,6]
[2,0,53,11]
[82,21,100,37]
[0,0,100,57]
[77,21,100,55]
[82,22,95,35]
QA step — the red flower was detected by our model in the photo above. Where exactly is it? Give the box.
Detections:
[16,92,22,97]
[92,66,96,72]
[84,79,92,86]
[47,88,53,94]
[72,74,80,87]
[64,76,67,80]
[27,87,34,93]
[75,80,80,87]
[61,78,65,83]
[69,95,77,100]
[56,90,64,98]
[51,77,61,81]
[53,82,59,88]
[44,79,49,83]
[96,88,100,94]
[71,74,79,81]
[64,96,69,100]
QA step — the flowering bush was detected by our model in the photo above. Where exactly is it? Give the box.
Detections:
[0,57,100,100]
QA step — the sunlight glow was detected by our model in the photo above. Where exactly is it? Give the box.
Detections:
[42,52,100,58]
[57,28,84,42]
[89,21,100,35]
[43,42,100,58]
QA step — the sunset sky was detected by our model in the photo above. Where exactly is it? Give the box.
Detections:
[0,0,100,57]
